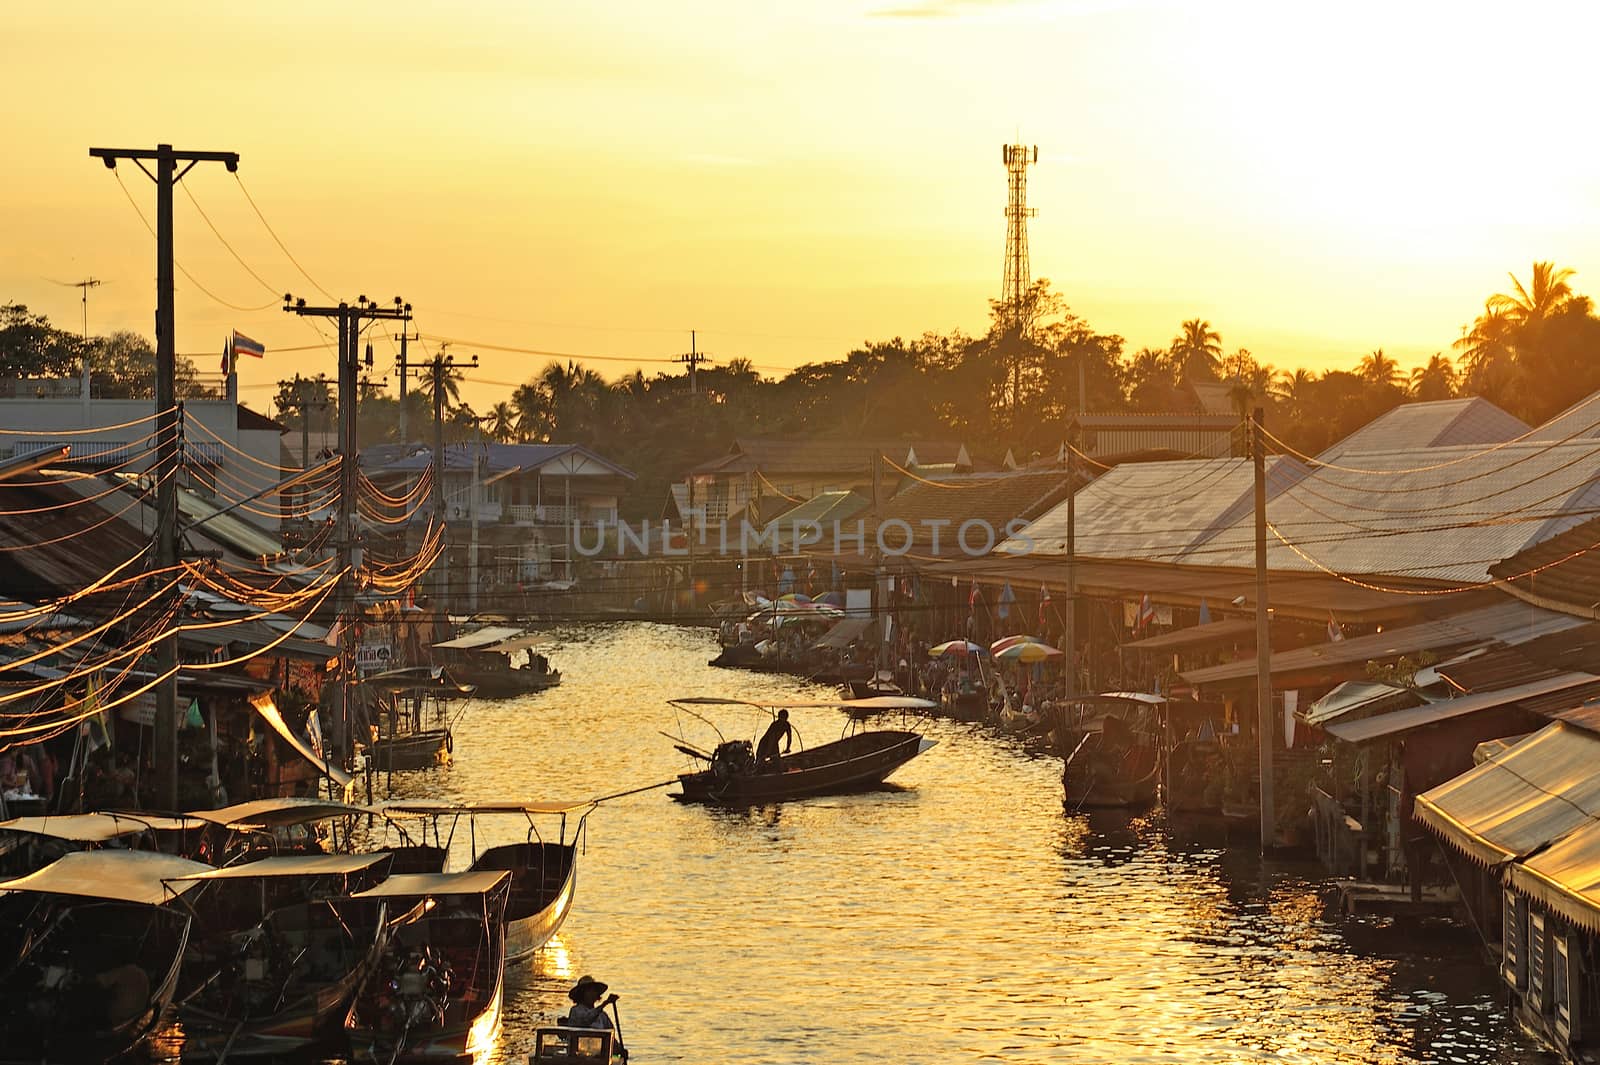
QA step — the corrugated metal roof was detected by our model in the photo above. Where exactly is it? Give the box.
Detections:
[374,442,634,479]
[1528,390,1600,441]
[1123,618,1256,652]
[1318,398,1529,463]
[1325,672,1599,745]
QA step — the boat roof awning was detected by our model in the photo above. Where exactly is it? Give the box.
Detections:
[249,692,354,788]
[1123,618,1256,653]
[481,633,550,654]
[1,851,214,905]
[169,853,391,881]
[433,626,524,651]
[358,666,476,696]
[814,617,873,650]
[375,799,594,817]
[668,695,937,711]
[1414,722,1600,865]
[0,812,206,842]
[351,870,510,898]
[1324,672,1600,745]
[1509,820,1600,933]
[191,796,369,829]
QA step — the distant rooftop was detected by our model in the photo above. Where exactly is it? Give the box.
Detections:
[1317,397,1530,463]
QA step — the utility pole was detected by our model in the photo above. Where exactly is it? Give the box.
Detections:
[89,143,238,810]
[394,325,418,441]
[284,295,411,770]
[1252,406,1274,851]
[399,346,476,603]
[676,330,711,394]
[1064,421,1077,699]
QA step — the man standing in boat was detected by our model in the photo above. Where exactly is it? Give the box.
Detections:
[756,708,795,772]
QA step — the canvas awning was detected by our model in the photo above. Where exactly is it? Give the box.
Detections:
[433,626,523,651]
[481,633,550,654]
[1508,820,1600,932]
[1414,722,1600,865]
[170,853,391,881]
[249,692,354,789]
[1123,618,1256,653]
[0,812,205,842]
[358,666,475,696]
[351,870,509,898]
[192,796,368,828]
[376,800,594,818]
[814,617,873,650]
[1302,680,1418,727]
[1,851,213,905]
[1324,672,1600,745]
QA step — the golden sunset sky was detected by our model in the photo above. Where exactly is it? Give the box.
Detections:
[4,0,1598,413]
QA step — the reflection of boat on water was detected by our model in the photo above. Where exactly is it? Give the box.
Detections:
[345,871,512,1063]
[432,627,561,699]
[1058,693,1166,810]
[0,850,212,1062]
[357,667,476,774]
[170,853,395,1061]
[378,800,590,964]
[669,696,937,805]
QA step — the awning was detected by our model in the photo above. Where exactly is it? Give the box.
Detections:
[376,800,594,818]
[814,617,873,650]
[1473,734,1530,764]
[170,853,391,881]
[1509,821,1600,932]
[192,796,367,828]
[1,851,213,905]
[1302,680,1418,728]
[359,666,475,696]
[482,633,550,654]
[1123,618,1256,653]
[1325,672,1600,745]
[250,693,354,789]
[351,870,509,898]
[1414,722,1600,865]
[0,812,205,842]
[433,626,523,651]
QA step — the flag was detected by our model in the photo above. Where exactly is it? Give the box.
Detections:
[1327,612,1344,642]
[1198,598,1212,625]
[183,698,204,730]
[220,337,232,374]
[1135,594,1155,632]
[1038,583,1052,628]
[968,579,980,610]
[231,330,266,359]
[998,582,1015,620]
[80,674,112,754]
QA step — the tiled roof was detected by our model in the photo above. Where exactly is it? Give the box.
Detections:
[763,490,871,530]
[1318,397,1529,463]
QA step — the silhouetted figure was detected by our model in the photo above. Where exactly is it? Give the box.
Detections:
[755,709,794,772]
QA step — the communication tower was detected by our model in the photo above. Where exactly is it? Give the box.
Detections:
[1001,143,1038,331]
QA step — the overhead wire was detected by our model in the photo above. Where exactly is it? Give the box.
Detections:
[232,173,337,302]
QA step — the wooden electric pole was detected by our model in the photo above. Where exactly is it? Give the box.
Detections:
[1252,406,1274,851]
[89,143,238,810]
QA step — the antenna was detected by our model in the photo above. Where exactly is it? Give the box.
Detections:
[1000,143,1038,333]
[47,277,105,338]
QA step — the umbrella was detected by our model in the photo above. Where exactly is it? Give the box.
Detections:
[928,640,985,657]
[994,641,1062,664]
[814,591,845,608]
[778,593,813,605]
[990,634,1048,654]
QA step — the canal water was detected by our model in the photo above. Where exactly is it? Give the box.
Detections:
[362,622,1540,1064]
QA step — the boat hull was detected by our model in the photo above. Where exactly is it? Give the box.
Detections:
[676,730,932,804]
[371,729,451,772]
[469,842,578,963]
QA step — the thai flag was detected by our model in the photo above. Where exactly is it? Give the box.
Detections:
[1135,594,1155,632]
[231,330,266,359]
[1327,612,1344,642]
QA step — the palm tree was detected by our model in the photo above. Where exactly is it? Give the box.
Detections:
[1409,354,1458,402]
[1489,261,1575,327]
[511,381,552,441]
[1169,319,1222,381]
[419,356,464,411]
[1357,349,1401,388]
[486,401,517,442]
[1271,368,1316,408]
[1124,346,1175,410]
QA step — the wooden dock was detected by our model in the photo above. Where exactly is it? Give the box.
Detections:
[1331,880,1461,919]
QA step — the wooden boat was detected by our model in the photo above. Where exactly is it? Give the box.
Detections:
[940,688,988,722]
[0,811,207,876]
[358,667,476,777]
[432,626,561,699]
[1057,693,1166,811]
[532,1026,624,1064]
[669,696,937,805]
[344,871,512,1063]
[0,850,212,1062]
[191,797,373,864]
[377,800,590,963]
[169,853,395,1061]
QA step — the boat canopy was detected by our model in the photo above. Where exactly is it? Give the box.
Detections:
[1071,692,1168,706]
[670,695,937,711]
[376,799,594,817]
[1414,722,1600,866]
[168,852,392,881]
[359,665,477,695]
[0,812,206,842]
[433,626,523,651]
[191,797,370,829]
[1,850,213,905]
[250,691,354,789]
[351,870,509,898]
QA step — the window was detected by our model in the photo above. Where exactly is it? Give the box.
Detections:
[1554,933,1581,1044]
[1503,891,1528,990]
[1528,911,1549,1012]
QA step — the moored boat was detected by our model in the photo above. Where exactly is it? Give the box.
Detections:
[432,626,561,698]
[1057,693,1166,811]
[0,850,212,1062]
[358,667,476,776]
[669,696,937,805]
[344,871,512,1063]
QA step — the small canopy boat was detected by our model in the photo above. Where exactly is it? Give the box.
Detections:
[668,696,937,805]
[166,853,396,1061]
[432,627,561,698]
[344,871,512,1063]
[191,797,372,864]
[376,799,591,963]
[1057,693,1166,810]
[356,667,476,774]
[0,850,213,1061]
[0,811,207,875]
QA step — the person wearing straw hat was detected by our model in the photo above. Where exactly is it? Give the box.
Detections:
[564,975,626,1057]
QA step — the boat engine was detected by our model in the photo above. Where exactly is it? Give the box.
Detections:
[380,946,452,1032]
[710,739,755,781]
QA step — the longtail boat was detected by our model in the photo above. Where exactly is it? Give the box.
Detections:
[668,696,937,805]
[357,667,476,773]
[344,871,512,1063]
[0,850,212,1061]
[432,627,561,698]
[1057,692,1166,810]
